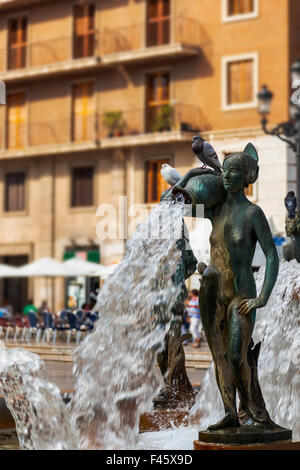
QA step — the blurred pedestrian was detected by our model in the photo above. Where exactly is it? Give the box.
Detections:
[187,289,202,348]
[38,300,51,325]
[0,299,13,320]
[23,299,38,316]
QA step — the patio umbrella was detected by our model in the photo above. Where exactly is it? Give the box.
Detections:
[17,257,69,311]
[0,264,22,278]
[17,257,68,277]
[63,258,104,277]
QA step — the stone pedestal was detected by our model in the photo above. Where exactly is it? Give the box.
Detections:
[194,440,300,450]
[194,424,298,450]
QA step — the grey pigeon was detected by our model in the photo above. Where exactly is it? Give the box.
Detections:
[160,163,182,186]
[192,135,222,174]
[284,191,297,219]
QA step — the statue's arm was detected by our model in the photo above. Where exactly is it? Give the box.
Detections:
[239,207,279,315]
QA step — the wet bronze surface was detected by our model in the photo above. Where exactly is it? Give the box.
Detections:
[199,424,292,445]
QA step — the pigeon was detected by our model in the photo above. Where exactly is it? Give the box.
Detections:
[192,135,222,174]
[160,163,182,186]
[284,191,297,219]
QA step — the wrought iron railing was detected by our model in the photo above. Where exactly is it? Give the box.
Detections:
[0,17,205,72]
[0,104,210,150]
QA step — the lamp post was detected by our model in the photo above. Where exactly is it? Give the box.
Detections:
[257,59,300,213]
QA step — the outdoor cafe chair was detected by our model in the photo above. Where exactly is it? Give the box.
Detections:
[84,311,99,331]
[27,312,42,342]
[41,312,57,344]
[74,309,86,328]
[66,312,83,345]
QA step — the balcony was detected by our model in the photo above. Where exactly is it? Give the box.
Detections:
[99,17,204,67]
[0,104,209,158]
[0,0,48,9]
[99,103,208,148]
[0,35,101,83]
[0,114,99,159]
[0,17,204,83]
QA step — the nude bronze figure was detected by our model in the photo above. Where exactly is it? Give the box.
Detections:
[172,143,283,432]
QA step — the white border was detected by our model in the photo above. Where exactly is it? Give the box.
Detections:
[221,0,259,23]
[221,52,258,111]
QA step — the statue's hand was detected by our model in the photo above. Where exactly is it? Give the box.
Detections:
[238,298,264,315]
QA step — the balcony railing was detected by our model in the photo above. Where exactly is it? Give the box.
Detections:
[0,17,204,74]
[99,17,204,55]
[98,104,208,139]
[0,105,209,154]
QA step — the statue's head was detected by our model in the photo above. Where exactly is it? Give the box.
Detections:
[222,143,259,193]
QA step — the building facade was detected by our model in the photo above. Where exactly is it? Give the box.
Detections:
[0,0,299,311]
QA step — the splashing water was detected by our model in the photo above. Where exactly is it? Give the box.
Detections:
[0,199,185,450]
[0,210,299,449]
[0,347,79,450]
[70,199,184,449]
[189,260,300,440]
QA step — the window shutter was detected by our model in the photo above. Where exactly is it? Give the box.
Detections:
[73,3,95,58]
[72,167,94,207]
[8,17,27,69]
[227,60,253,105]
[145,158,170,203]
[228,0,254,16]
[147,0,170,47]
[72,82,94,142]
[146,71,170,132]
[5,172,25,212]
[6,92,26,149]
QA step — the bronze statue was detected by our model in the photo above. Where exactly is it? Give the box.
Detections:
[283,191,300,262]
[172,143,290,436]
[156,187,198,404]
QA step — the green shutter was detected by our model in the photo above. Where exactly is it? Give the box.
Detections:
[63,251,75,261]
[87,250,100,263]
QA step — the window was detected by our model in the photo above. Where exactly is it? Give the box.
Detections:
[222,53,258,110]
[5,172,25,212]
[6,92,26,149]
[228,0,254,15]
[222,0,258,22]
[227,59,253,104]
[71,82,94,142]
[145,158,170,203]
[71,167,94,207]
[7,17,27,70]
[73,3,95,59]
[146,0,170,47]
[146,71,170,132]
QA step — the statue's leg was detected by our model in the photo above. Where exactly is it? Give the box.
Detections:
[199,267,239,429]
[227,298,271,424]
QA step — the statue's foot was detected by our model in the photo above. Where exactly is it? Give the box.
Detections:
[207,413,239,431]
[246,404,273,426]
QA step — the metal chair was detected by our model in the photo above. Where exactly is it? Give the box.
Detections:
[42,312,57,344]
[66,312,82,345]
[27,312,42,342]
[84,311,99,331]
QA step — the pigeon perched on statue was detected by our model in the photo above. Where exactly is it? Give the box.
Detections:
[284,191,297,219]
[160,163,182,186]
[192,135,222,174]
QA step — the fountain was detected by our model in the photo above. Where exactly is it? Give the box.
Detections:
[0,142,299,450]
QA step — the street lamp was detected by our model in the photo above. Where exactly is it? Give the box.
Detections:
[257,60,300,213]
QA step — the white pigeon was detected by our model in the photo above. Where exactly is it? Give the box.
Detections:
[160,163,182,186]
[192,135,222,174]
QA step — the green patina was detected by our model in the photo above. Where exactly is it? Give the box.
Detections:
[172,143,286,437]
